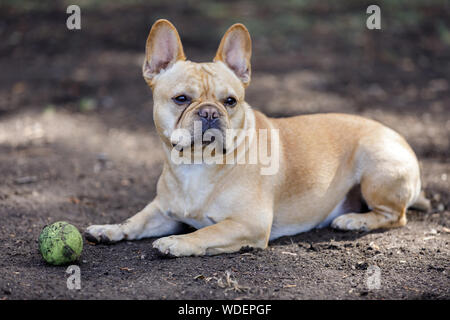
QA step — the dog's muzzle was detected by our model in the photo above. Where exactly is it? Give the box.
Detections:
[197,105,222,133]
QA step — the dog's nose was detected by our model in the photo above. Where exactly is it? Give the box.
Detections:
[198,106,220,120]
[197,105,221,134]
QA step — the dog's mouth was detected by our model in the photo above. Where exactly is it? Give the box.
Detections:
[171,129,227,154]
[169,111,232,155]
[200,135,228,154]
[202,135,215,145]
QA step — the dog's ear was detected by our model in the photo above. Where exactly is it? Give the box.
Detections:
[143,19,186,85]
[214,23,252,86]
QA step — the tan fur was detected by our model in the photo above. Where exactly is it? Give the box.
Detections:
[86,20,425,256]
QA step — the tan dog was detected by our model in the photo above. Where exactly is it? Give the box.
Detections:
[85,19,429,256]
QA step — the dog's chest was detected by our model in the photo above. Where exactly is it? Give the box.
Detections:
[161,165,220,228]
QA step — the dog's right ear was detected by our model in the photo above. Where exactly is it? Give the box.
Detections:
[143,19,186,86]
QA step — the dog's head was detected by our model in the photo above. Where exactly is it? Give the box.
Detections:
[143,19,252,149]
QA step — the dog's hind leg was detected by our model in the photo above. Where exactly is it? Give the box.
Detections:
[331,140,421,231]
[331,175,413,231]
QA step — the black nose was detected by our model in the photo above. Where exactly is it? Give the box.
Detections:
[198,106,220,120]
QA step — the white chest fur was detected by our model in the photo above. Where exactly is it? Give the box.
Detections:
[161,163,220,229]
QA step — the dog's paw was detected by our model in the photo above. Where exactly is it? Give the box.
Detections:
[331,214,369,231]
[152,235,204,257]
[85,224,124,243]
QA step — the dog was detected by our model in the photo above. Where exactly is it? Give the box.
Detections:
[85,19,429,256]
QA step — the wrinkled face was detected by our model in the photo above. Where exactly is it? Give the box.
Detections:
[152,61,246,147]
[142,19,252,150]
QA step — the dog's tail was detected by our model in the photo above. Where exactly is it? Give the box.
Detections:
[409,191,431,212]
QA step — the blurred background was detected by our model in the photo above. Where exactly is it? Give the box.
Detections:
[0,0,449,300]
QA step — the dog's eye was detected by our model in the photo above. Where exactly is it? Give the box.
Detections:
[224,97,237,107]
[172,95,191,105]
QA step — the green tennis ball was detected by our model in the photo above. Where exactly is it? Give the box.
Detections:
[38,221,83,265]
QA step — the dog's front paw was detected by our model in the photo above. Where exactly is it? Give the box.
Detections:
[331,214,369,231]
[152,235,204,257]
[85,224,124,243]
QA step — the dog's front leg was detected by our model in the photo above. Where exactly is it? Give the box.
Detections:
[152,217,271,257]
[85,200,183,243]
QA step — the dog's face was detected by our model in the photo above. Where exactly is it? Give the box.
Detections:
[142,20,252,149]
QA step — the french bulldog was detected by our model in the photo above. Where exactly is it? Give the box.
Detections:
[85,19,429,256]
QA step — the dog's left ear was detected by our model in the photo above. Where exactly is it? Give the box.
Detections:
[143,19,186,86]
[214,23,252,86]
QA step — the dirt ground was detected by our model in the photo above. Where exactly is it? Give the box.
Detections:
[0,1,449,300]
